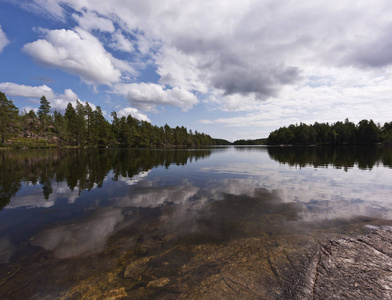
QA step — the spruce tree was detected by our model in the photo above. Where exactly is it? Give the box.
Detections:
[38,95,51,132]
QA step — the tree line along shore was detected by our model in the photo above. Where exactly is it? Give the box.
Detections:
[227,119,392,146]
[0,92,230,149]
[1,91,391,148]
[267,118,392,145]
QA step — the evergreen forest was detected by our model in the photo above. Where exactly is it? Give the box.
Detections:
[267,119,392,145]
[0,92,224,148]
[2,91,392,148]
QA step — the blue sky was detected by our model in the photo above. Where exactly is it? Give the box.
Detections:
[1,1,392,141]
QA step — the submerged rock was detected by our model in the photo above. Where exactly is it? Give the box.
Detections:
[146,277,170,289]
[124,257,151,281]
[294,228,392,299]
[3,214,392,299]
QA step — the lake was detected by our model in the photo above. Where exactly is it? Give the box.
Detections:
[1,146,392,299]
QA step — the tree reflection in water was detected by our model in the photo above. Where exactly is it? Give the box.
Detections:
[267,145,392,170]
[0,148,213,210]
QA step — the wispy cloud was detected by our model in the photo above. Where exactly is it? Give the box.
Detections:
[0,25,9,53]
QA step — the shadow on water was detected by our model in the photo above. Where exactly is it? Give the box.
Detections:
[267,145,392,170]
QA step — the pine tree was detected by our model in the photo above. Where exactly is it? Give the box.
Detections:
[84,102,93,145]
[0,92,19,144]
[95,106,113,147]
[53,111,67,143]
[65,103,78,145]
[38,96,51,132]
[75,100,87,146]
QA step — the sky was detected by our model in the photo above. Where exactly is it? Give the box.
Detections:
[1,1,392,141]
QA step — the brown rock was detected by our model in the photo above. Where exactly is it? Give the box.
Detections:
[295,229,392,299]
[123,256,151,281]
[146,277,170,289]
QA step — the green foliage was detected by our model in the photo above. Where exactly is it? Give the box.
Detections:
[382,122,392,144]
[38,96,51,132]
[233,138,266,145]
[65,102,78,145]
[0,92,19,144]
[75,100,87,146]
[213,138,232,145]
[10,137,58,149]
[26,109,38,119]
[267,119,386,145]
[53,111,67,143]
[0,91,218,149]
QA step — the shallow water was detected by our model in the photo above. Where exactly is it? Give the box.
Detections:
[1,146,392,298]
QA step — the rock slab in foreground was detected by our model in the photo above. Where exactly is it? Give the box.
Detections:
[297,229,392,300]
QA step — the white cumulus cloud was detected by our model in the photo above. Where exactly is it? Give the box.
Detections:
[0,82,95,114]
[50,89,99,114]
[22,28,134,86]
[113,82,198,111]
[117,107,150,122]
[0,82,55,99]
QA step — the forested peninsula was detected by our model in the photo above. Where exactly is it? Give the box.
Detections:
[267,119,392,145]
[0,92,229,149]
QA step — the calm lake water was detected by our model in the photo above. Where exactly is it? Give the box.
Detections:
[1,146,392,299]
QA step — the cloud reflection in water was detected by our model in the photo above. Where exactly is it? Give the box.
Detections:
[23,147,392,259]
[31,208,124,258]
[6,181,81,209]
[113,183,200,208]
